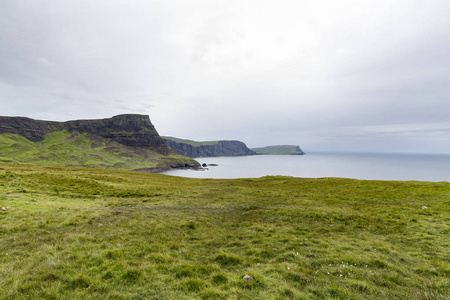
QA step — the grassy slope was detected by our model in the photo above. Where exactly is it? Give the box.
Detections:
[0,163,449,299]
[162,136,220,147]
[252,145,304,155]
[0,131,196,171]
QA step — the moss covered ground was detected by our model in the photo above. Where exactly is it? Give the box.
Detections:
[0,163,449,299]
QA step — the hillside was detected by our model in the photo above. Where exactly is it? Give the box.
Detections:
[0,115,199,172]
[252,145,305,155]
[1,163,448,299]
[163,136,256,158]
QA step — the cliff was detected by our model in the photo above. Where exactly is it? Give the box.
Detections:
[163,137,256,158]
[0,114,171,154]
[0,114,199,171]
[0,116,56,142]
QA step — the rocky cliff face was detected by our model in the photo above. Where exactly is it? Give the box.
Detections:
[0,116,57,142]
[63,114,171,154]
[0,114,171,155]
[163,139,256,158]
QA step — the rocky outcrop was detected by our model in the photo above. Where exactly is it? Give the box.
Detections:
[163,138,256,158]
[0,114,171,154]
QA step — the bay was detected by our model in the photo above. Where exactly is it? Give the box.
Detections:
[162,152,450,182]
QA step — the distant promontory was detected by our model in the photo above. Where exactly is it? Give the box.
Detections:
[251,145,305,155]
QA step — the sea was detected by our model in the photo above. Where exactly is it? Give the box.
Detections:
[161,152,450,182]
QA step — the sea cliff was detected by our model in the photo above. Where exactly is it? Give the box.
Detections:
[0,114,199,171]
[163,137,256,158]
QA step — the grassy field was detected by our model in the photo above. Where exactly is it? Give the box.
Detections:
[0,163,449,299]
[0,131,196,171]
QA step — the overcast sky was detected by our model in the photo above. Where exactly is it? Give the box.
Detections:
[1,1,449,153]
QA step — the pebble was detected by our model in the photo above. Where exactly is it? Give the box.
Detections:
[242,274,254,283]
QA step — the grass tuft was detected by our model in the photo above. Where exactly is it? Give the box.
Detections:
[214,253,243,267]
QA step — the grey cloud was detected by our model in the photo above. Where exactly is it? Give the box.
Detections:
[1,1,450,153]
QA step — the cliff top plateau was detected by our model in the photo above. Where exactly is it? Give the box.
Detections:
[0,114,199,171]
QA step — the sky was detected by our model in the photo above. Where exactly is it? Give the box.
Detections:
[1,0,450,153]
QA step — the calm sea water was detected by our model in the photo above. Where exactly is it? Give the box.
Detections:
[162,152,450,182]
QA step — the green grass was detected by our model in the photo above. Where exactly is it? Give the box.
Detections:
[0,131,197,171]
[0,163,449,299]
[252,145,305,155]
[162,136,220,147]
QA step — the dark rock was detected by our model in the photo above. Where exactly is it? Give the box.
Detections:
[0,116,55,142]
